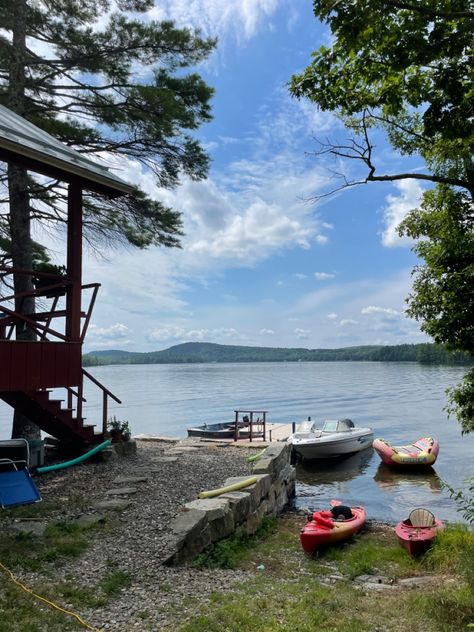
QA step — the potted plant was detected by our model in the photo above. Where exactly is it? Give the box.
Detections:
[107,416,131,443]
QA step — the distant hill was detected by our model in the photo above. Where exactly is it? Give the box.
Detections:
[82,341,473,367]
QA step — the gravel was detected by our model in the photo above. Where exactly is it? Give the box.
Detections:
[5,438,261,631]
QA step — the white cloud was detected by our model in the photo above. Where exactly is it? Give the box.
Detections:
[149,0,281,42]
[361,306,399,317]
[294,328,311,339]
[87,323,132,347]
[327,313,338,320]
[88,323,130,339]
[339,319,358,326]
[260,328,275,335]
[147,326,239,344]
[294,273,307,279]
[314,272,335,280]
[381,180,424,247]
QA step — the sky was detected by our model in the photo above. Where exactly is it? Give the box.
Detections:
[43,0,429,352]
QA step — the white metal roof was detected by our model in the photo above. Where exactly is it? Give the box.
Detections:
[0,105,133,197]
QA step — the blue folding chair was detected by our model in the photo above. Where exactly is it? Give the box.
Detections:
[0,439,41,508]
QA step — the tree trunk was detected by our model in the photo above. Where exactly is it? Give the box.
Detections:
[8,0,40,441]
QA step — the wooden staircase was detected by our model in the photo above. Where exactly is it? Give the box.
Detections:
[0,389,101,446]
[0,267,121,448]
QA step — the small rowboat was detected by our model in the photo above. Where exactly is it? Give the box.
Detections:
[372,436,439,468]
[300,501,366,553]
[395,508,443,556]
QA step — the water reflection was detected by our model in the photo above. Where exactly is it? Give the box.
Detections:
[296,448,375,487]
[373,463,442,492]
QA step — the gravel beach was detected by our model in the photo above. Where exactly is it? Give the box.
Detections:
[2,438,263,631]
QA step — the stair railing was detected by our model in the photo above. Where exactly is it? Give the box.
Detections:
[82,369,122,436]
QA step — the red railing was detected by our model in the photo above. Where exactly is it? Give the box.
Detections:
[0,266,99,342]
[0,265,122,438]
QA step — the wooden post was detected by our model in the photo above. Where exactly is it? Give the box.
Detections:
[234,410,239,441]
[66,180,82,342]
[103,391,108,436]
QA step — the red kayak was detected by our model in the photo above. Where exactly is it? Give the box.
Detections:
[395,508,443,556]
[300,503,366,553]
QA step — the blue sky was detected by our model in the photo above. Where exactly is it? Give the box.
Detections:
[61,0,429,352]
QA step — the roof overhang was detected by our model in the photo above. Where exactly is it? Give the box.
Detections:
[0,105,134,198]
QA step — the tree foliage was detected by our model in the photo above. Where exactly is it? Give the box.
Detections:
[290,0,474,195]
[0,0,216,256]
[289,1,474,432]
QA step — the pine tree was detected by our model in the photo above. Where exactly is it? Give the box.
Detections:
[0,0,216,437]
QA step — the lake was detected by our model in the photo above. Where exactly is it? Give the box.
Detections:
[1,361,472,523]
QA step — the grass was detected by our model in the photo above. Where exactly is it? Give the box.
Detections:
[170,516,474,632]
[100,570,132,595]
[194,517,278,569]
[1,508,473,632]
[0,521,98,571]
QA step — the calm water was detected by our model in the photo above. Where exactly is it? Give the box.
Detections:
[1,361,472,523]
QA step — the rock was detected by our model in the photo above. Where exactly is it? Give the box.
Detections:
[105,487,138,496]
[10,520,47,536]
[93,500,132,511]
[72,513,106,527]
[397,576,439,588]
[112,476,148,485]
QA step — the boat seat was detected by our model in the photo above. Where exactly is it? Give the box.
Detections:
[409,507,435,527]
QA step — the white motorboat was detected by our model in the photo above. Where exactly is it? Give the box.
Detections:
[287,418,374,461]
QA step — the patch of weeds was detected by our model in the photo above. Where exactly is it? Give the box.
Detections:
[195,517,278,570]
[0,500,63,521]
[49,582,107,609]
[100,570,132,595]
[0,580,80,631]
[137,611,150,620]
[0,520,102,572]
[413,585,474,630]
[424,524,474,582]
[321,530,418,580]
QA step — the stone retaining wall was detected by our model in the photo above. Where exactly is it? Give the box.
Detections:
[165,442,295,565]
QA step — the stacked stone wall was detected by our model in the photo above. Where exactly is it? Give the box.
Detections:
[166,442,295,564]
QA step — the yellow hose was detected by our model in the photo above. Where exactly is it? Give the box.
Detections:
[0,560,100,631]
[198,476,258,499]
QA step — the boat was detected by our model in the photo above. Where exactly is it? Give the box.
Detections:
[395,508,444,556]
[372,436,439,468]
[287,418,374,461]
[187,410,266,440]
[300,501,366,553]
[186,422,241,439]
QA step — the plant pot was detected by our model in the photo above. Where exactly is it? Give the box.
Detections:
[110,429,123,443]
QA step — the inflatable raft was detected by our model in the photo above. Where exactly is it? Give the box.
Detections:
[372,436,439,468]
[300,504,366,553]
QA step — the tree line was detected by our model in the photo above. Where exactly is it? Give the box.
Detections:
[83,342,473,366]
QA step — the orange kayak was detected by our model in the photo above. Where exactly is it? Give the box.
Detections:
[300,506,366,553]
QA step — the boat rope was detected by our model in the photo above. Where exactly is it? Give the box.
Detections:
[0,560,100,632]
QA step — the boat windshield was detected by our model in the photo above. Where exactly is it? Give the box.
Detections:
[322,419,355,433]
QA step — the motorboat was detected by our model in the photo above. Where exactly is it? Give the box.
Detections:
[395,507,444,556]
[300,501,366,553]
[287,418,374,461]
[373,436,439,468]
